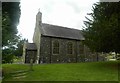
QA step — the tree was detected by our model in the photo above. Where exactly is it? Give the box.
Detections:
[2,2,21,63]
[2,35,28,63]
[2,2,21,47]
[14,38,28,57]
[2,48,15,63]
[83,2,120,54]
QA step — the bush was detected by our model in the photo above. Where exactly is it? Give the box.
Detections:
[2,54,15,63]
[2,48,16,63]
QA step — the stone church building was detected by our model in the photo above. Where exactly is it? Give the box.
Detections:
[23,11,105,64]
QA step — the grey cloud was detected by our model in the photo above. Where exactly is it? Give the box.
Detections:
[66,1,81,13]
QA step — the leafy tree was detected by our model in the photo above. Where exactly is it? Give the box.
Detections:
[2,37,28,63]
[2,48,15,63]
[14,38,28,57]
[2,2,21,63]
[2,2,21,47]
[83,2,120,54]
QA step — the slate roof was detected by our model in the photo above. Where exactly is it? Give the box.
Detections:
[25,43,37,50]
[40,23,85,40]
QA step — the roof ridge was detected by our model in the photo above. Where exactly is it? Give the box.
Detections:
[41,23,85,40]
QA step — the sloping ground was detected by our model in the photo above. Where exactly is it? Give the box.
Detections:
[2,61,120,82]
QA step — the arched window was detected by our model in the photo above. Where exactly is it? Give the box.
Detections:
[67,42,73,54]
[52,40,59,54]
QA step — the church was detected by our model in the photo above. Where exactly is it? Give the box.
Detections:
[23,11,104,64]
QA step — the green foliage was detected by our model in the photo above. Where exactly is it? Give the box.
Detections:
[2,2,21,47]
[2,38,28,63]
[83,2,120,53]
[2,48,15,63]
[14,38,28,57]
[2,2,28,63]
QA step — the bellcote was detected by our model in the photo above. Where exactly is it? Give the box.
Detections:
[36,9,42,25]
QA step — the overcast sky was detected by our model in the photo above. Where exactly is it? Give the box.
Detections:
[17,0,99,42]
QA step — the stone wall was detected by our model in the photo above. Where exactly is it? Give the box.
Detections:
[24,36,106,64]
[25,50,37,63]
[39,36,51,63]
[39,36,85,63]
[33,12,42,63]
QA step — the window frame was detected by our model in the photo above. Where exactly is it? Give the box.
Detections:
[67,42,73,55]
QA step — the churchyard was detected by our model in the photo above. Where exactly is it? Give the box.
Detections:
[2,61,119,82]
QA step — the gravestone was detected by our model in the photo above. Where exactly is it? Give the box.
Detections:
[29,59,33,71]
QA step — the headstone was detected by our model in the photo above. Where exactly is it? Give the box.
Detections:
[29,59,33,71]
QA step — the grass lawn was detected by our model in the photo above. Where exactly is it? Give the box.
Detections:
[2,61,120,82]
[0,64,2,83]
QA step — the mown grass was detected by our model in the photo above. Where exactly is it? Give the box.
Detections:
[0,64,2,83]
[2,61,119,82]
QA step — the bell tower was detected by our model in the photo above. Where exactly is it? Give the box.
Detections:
[33,9,42,64]
[36,8,42,27]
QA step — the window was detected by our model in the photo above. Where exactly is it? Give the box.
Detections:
[67,42,73,54]
[52,40,59,54]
